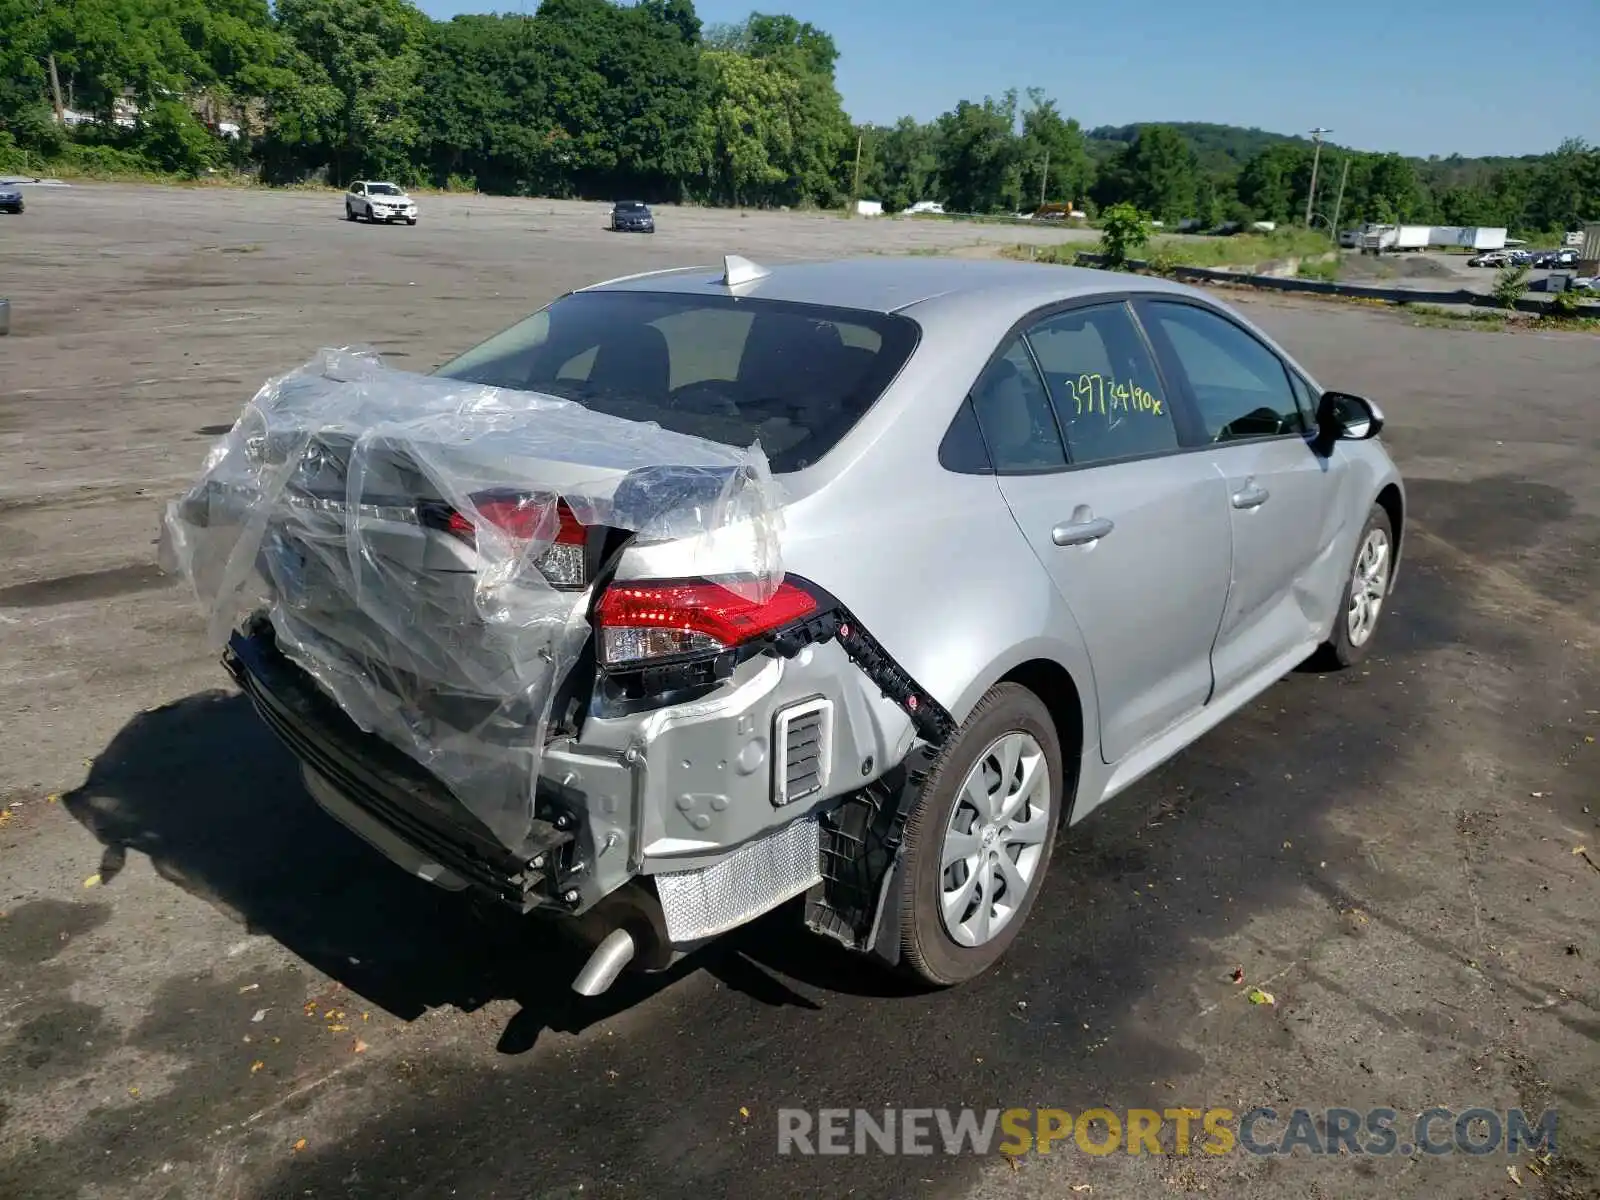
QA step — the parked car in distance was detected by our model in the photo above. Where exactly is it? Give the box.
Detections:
[1469,250,1512,267]
[608,200,655,233]
[217,255,1405,998]
[0,183,23,214]
[345,181,418,225]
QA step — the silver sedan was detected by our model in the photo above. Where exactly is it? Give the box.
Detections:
[220,254,1405,994]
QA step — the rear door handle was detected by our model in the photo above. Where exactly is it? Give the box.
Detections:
[1231,482,1270,510]
[1052,516,1114,546]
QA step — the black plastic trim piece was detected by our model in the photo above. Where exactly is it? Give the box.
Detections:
[772,579,958,748]
[804,744,937,954]
[224,618,575,912]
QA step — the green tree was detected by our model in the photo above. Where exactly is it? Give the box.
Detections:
[275,0,430,182]
[699,47,796,205]
[707,13,851,206]
[935,91,1021,213]
[856,116,939,211]
[1106,124,1197,224]
[1524,138,1600,232]
[1018,87,1092,209]
[1098,201,1152,268]
[1237,142,1310,222]
[1360,152,1426,223]
[139,97,220,174]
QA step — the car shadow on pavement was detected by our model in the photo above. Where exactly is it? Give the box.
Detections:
[60,689,850,1049]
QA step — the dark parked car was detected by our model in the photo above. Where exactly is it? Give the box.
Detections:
[0,184,23,214]
[608,201,655,233]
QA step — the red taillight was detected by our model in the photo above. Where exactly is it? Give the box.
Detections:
[595,579,818,665]
[439,492,588,588]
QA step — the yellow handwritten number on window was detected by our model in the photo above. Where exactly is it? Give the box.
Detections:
[1071,373,1163,417]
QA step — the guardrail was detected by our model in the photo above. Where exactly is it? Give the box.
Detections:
[1065,252,1600,318]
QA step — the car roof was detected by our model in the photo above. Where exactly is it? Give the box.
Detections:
[577,254,1205,318]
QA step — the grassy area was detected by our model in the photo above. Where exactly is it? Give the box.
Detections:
[1003,227,1339,272]
[1404,304,1600,334]
[1296,257,1341,282]
[1148,227,1336,268]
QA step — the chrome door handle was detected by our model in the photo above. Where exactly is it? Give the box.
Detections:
[1231,482,1270,509]
[1052,516,1114,546]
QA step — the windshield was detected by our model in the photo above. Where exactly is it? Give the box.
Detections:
[368,184,402,196]
[434,291,920,473]
[616,202,647,212]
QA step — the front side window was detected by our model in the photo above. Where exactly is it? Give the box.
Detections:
[1023,302,1178,465]
[967,337,1066,471]
[1286,369,1320,431]
[1143,302,1305,442]
[433,291,919,473]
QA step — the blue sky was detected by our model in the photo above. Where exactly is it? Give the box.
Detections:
[415,0,1598,158]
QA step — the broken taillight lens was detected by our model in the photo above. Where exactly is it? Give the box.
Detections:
[434,491,588,589]
[594,578,818,665]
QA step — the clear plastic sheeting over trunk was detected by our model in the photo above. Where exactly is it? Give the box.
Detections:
[159,348,784,852]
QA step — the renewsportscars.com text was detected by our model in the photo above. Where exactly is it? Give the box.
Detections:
[777,1107,1558,1158]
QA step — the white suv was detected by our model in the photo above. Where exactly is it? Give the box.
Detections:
[345,182,417,225]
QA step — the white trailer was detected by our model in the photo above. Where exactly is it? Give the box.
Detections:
[1359,223,1431,253]
[1430,226,1508,251]
[1393,224,1431,251]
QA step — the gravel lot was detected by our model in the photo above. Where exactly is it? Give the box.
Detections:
[1,185,1597,1200]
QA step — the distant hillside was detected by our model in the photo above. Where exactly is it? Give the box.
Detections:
[1087,122,1324,174]
[1085,121,1555,181]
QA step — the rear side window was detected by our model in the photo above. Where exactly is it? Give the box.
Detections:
[1023,303,1177,465]
[434,291,919,473]
[968,337,1067,471]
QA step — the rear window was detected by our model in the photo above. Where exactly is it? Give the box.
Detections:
[433,290,920,472]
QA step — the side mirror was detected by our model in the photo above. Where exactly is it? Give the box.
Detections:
[1316,391,1384,444]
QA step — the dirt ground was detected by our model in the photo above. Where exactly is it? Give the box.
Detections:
[0,185,1597,1200]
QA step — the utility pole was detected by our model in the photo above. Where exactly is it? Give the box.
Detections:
[1039,147,1050,209]
[47,52,64,122]
[1305,126,1331,227]
[1329,157,1350,242]
[850,131,863,215]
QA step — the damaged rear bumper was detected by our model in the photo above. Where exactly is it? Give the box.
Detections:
[224,576,959,989]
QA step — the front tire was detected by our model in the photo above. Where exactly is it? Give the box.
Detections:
[1316,503,1395,669]
[896,683,1065,987]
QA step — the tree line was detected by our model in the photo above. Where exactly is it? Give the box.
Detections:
[1,0,1596,237]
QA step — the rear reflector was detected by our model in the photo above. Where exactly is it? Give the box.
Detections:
[595,579,818,665]
[434,492,588,589]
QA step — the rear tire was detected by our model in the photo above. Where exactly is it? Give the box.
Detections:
[896,683,1065,987]
[1314,503,1395,669]
[345,204,355,221]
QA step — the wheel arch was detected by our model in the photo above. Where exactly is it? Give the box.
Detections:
[993,656,1089,823]
[1375,480,1405,591]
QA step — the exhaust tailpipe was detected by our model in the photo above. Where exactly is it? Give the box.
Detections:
[572,927,636,996]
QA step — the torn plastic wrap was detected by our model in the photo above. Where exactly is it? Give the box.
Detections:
[159,348,784,852]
